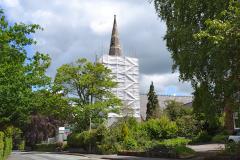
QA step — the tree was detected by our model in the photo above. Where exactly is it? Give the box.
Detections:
[194,0,240,133]
[164,100,191,121]
[153,0,239,133]
[146,82,161,120]
[54,58,121,131]
[23,89,72,146]
[0,9,51,129]
[0,9,73,146]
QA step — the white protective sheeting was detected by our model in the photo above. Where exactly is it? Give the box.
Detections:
[99,55,140,119]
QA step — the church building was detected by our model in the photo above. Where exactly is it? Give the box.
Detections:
[99,15,141,123]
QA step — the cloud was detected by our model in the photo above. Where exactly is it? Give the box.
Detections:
[140,73,193,96]
[0,0,193,95]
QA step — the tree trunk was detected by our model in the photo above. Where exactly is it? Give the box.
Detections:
[224,99,234,134]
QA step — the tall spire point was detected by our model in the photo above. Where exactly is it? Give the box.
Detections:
[109,15,122,56]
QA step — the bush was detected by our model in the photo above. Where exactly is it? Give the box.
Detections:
[192,131,212,143]
[97,118,144,154]
[159,137,191,147]
[122,137,138,150]
[67,130,98,152]
[0,132,4,160]
[211,134,227,143]
[142,116,178,140]
[67,133,82,148]
[176,115,200,138]
[224,142,240,155]
[18,140,25,151]
[174,145,195,157]
[34,143,57,152]
[0,128,14,160]
[3,137,12,159]
[34,142,67,152]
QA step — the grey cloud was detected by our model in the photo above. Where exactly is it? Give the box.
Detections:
[0,0,192,95]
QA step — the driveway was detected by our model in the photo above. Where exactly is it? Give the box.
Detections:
[188,144,225,152]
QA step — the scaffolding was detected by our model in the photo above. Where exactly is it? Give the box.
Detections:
[99,55,140,119]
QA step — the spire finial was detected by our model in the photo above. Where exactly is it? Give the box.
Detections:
[109,15,122,56]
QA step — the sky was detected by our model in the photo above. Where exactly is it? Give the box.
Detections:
[0,0,193,96]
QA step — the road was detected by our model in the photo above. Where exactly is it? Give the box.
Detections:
[8,144,224,160]
[8,151,178,160]
[8,152,92,160]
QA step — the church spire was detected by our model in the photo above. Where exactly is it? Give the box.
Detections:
[109,15,122,56]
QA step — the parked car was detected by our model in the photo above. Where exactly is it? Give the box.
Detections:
[228,129,240,143]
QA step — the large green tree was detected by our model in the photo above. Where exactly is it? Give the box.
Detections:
[153,0,239,132]
[146,82,161,120]
[0,9,51,129]
[54,58,121,131]
[194,1,240,132]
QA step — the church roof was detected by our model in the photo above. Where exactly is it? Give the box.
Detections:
[109,15,122,56]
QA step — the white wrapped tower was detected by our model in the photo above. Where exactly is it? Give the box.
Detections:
[99,15,140,122]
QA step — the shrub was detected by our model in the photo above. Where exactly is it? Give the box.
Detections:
[3,137,12,160]
[95,124,108,142]
[211,134,227,143]
[142,116,178,140]
[192,131,212,143]
[122,137,138,150]
[159,137,191,147]
[67,133,82,148]
[176,115,200,138]
[18,140,25,151]
[224,142,240,155]
[0,132,4,160]
[67,130,98,152]
[34,143,57,152]
[174,145,195,157]
[97,142,122,154]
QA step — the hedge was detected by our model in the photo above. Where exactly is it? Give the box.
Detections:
[0,132,4,160]
[3,137,12,160]
[34,142,66,152]
[67,131,97,151]
[0,130,13,160]
[34,143,57,152]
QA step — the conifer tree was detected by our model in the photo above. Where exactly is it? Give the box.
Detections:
[146,82,161,120]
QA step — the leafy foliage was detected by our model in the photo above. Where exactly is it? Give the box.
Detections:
[174,145,195,157]
[0,9,52,130]
[34,143,59,152]
[157,137,190,147]
[55,58,121,132]
[153,0,240,133]
[0,127,13,160]
[0,132,4,160]
[191,131,212,143]
[24,114,62,146]
[175,115,200,138]
[164,100,191,121]
[224,142,240,155]
[142,116,178,140]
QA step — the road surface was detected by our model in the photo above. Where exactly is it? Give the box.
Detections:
[8,152,93,160]
[8,144,224,160]
[8,151,178,160]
